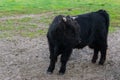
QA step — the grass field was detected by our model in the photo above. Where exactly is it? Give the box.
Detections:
[0,0,120,38]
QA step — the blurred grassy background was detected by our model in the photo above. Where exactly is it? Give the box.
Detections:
[0,0,120,38]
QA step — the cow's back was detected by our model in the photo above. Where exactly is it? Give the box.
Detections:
[74,11,109,49]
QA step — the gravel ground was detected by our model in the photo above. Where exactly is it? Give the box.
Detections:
[0,29,120,80]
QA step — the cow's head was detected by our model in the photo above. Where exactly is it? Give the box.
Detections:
[49,15,81,47]
[62,15,81,45]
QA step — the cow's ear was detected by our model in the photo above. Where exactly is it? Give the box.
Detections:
[62,17,67,22]
[71,16,78,20]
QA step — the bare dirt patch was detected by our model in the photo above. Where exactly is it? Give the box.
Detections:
[0,28,120,80]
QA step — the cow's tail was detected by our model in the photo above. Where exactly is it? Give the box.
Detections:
[98,10,110,33]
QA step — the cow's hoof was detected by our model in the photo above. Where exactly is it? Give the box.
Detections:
[98,62,104,65]
[59,69,65,75]
[92,59,96,64]
[47,69,53,75]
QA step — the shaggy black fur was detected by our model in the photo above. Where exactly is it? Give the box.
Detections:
[47,10,109,75]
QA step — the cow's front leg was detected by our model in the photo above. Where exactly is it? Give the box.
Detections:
[59,48,72,75]
[47,46,58,74]
[47,55,58,74]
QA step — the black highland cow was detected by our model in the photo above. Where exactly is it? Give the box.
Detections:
[47,10,109,75]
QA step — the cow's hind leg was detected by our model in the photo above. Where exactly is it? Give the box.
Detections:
[99,48,107,65]
[59,48,72,75]
[92,48,99,63]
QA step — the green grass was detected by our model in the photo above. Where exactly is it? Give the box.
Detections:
[0,0,120,38]
[0,18,47,38]
[0,0,120,17]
